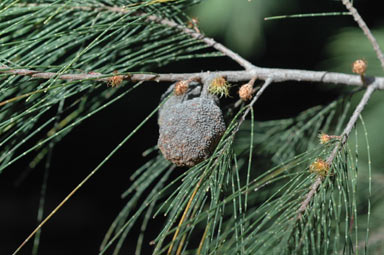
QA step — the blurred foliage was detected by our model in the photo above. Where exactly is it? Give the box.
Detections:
[189,0,285,58]
[321,28,384,76]
[2,0,384,254]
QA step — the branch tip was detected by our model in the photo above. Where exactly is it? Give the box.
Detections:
[297,84,376,219]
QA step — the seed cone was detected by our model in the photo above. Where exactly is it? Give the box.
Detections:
[239,83,253,101]
[352,59,367,75]
[158,97,226,167]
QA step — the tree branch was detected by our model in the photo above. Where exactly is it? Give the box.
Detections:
[297,83,376,219]
[297,0,383,220]
[5,3,384,93]
[1,65,384,89]
[341,0,384,70]
[5,2,382,254]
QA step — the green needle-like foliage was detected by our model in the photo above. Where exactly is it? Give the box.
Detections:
[0,0,210,174]
[0,1,375,255]
[102,95,371,254]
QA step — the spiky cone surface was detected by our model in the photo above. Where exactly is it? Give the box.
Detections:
[158,97,226,167]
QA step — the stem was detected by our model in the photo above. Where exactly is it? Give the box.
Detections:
[1,65,383,88]
[297,83,376,219]
[297,0,384,219]
[143,12,256,70]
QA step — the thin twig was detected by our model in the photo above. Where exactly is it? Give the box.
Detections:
[1,65,383,108]
[341,0,384,70]
[297,83,376,219]
[297,177,323,220]
[143,13,256,70]
[1,65,384,87]
[328,87,375,161]
[0,65,110,82]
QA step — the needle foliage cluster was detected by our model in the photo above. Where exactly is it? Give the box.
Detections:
[0,1,378,255]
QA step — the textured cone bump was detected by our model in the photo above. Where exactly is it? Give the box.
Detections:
[158,95,226,167]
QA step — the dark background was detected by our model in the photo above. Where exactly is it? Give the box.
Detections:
[1,1,383,254]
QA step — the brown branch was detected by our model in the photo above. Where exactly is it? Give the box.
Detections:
[341,0,384,70]
[0,65,110,82]
[297,83,376,219]
[5,3,384,90]
[2,65,384,89]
